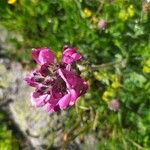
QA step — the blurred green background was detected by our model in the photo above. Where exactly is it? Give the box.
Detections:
[0,0,150,149]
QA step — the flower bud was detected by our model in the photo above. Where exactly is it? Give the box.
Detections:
[97,20,107,30]
[108,99,120,111]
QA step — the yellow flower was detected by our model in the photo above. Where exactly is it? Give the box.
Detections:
[102,90,115,102]
[119,4,135,20]
[83,8,92,17]
[143,58,150,73]
[94,72,102,81]
[111,82,120,89]
[110,75,120,89]
[127,5,135,17]
[143,66,150,73]
[8,0,16,4]
[110,75,118,81]
[91,16,98,24]
[145,58,150,66]
[118,10,129,21]
[56,51,61,60]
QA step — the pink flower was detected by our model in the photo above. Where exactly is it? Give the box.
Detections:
[32,48,55,65]
[24,47,88,112]
[97,20,107,30]
[61,45,82,64]
[108,99,120,111]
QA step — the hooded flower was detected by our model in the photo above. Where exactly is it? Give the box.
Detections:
[32,48,55,65]
[24,46,88,113]
[61,45,82,65]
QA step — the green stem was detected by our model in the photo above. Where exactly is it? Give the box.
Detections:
[95,0,104,16]
[127,138,145,150]
[89,59,127,70]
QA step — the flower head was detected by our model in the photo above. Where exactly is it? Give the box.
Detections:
[8,0,16,4]
[143,58,150,73]
[61,45,82,64]
[97,20,107,30]
[24,46,88,113]
[108,99,120,111]
[127,5,135,17]
[32,48,55,65]
[102,90,115,102]
[91,16,98,24]
[118,10,129,21]
[83,8,92,17]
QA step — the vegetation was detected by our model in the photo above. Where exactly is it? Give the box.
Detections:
[0,111,19,150]
[0,0,150,149]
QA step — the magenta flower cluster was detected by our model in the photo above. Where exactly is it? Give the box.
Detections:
[24,46,88,112]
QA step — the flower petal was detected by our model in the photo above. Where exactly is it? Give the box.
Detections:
[57,93,71,110]
[58,69,70,88]
[31,92,50,107]
[24,70,42,87]
[80,79,88,96]
[32,48,55,65]
[61,56,74,64]
[69,89,78,106]
[24,75,38,87]
[47,104,56,113]
[61,46,82,64]
[63,47,76,55]
[72,53,82,60]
